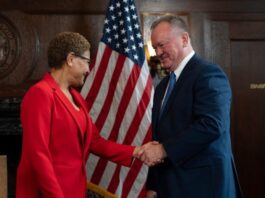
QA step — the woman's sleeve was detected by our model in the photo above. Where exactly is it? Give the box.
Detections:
[89,119,135,167]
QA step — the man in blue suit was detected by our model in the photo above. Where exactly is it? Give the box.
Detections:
[140,16,243,198]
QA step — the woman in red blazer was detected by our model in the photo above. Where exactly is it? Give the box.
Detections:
[16,32,141,198]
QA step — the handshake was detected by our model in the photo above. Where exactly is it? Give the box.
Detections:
[133,141,167,167]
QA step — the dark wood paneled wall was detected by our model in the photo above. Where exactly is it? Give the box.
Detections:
[1,0,265,197]
[1,0,264,97]
[0,11,105,97]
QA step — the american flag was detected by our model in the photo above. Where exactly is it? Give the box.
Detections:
[81,0,153,197]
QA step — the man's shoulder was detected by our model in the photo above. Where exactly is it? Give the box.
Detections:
[190,54,223,73]
[190,54,214,67]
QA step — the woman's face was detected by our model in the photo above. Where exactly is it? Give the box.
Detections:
[69,50,90,87]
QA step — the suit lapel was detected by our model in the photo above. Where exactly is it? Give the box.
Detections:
[154,76,168,121]
[70,89,91,148]
[44,73,86,146]
[159,55,198,121]
[152,78,168,140]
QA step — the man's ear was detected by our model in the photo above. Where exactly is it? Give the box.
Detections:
[182,32,189,48]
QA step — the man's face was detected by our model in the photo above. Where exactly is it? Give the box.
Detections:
[151,22,186,72]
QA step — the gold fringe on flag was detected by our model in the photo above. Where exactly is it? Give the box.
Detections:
[87,181,118,198]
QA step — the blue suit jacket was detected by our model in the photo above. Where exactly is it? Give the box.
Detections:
[147,55,242,198]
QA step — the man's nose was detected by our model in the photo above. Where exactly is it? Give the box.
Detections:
[155,47,163,56]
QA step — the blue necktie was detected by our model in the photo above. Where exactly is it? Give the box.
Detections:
[160,72,176,114]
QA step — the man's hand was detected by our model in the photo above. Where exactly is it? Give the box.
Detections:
[146,190,157,198]
[140,141,167,166]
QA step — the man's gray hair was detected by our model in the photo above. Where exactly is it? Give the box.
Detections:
[151,15,189,33]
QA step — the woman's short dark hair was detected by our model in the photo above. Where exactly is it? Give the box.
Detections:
[48,32,90,69]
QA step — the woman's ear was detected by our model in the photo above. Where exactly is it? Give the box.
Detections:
[66,52,74,66]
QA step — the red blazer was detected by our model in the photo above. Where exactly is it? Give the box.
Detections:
[16,73,134,198]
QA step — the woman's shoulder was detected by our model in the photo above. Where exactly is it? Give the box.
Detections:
[23,79,54,104]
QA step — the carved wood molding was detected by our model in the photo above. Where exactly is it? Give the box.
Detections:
[0,11,39,97]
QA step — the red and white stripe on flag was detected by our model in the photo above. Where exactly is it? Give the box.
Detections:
[81,0,154,197]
